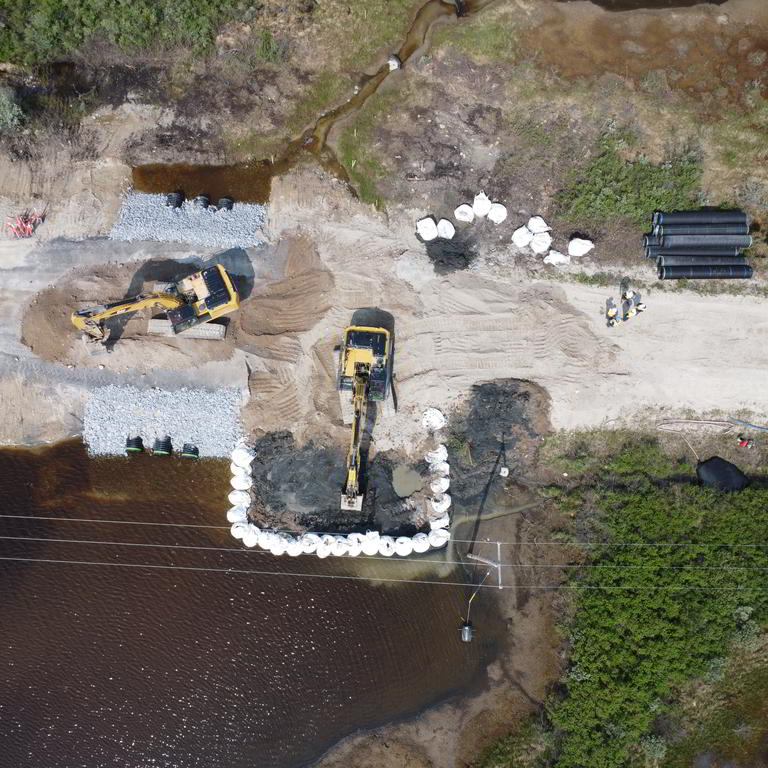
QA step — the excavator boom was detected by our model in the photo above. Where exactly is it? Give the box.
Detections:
[338,324,392,512]
[341,371,369,511]
[71,293,183,341]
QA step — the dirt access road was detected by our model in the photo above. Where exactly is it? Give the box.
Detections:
[4,164,768,450]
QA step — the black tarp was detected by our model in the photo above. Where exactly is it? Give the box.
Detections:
[696,456,749,491]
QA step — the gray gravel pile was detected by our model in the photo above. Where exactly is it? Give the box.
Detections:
[109,192,268,248]
[84,385,244,457]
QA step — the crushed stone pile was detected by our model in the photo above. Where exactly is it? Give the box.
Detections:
[84,385,243,457]
[109,192,268,248]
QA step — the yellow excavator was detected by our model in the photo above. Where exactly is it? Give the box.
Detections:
[337,325,393,511]
[71,264,239,347]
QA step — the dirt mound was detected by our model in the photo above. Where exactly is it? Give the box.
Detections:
[238,236,334,335]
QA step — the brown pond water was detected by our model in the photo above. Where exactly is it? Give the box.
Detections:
[0,440,500,768]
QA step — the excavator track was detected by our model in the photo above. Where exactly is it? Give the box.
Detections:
[147,318,228,340]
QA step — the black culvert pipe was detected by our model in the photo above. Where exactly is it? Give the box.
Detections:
[653,210,748,226]
[661,234,752,249]
[646,246,742,258]
[658,255,747,267]
[658,264,754,280]
[643,234,660,248]
[655,224,749,236]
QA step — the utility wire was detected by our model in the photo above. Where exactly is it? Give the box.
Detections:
[1,555,766,590]
[1,535,767,571]
[2,515,768,549]
[0,534,479,568]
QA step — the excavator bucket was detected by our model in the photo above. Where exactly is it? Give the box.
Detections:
[340,493,364,512]
[81,329,110,356]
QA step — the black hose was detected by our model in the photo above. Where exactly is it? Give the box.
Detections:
[658,264,753,280]
[661,234,752,248]
[654,223,749,236]
[643,234,660,248]
[657,255,747,266]
[654,210,748,226]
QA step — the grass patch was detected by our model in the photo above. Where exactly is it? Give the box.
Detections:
[556,133,701,226]
[432,8,518,63]
[339,85,401,206]
[664,639,768,767]
[0,0,248,63]
[713,95,768,170]
[477,719,555,768]
[285,71,350,135]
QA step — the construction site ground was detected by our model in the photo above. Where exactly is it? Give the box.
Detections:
[2,0,768,765]
[5,164,768,451]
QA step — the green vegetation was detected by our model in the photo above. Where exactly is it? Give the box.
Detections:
[0,0,245,63]
[330,0,413,70]
[255,29,282,64]
[665,640,768,767]
[556,133,701,226]
[714,95,768,170]
[285,71,349,135]
[0,86,23,132]
[339,85,401,206]
[478,721,555,768]
[482,435,768,767]
[432,9,518,63]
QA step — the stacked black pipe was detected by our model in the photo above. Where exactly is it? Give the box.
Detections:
[644,209,753,280]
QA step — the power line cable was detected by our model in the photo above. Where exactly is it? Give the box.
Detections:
[0,534,480,568]
[2,514,768,549]
[1,535,767,571]
[1,555,766,590]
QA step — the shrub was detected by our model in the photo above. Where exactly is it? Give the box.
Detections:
[556,133,701,226]
[0,86,23,132]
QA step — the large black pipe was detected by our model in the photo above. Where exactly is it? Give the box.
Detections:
[643,234,660,248]
[658,264,753,280]
[645,246,742,258]
[653,210,748,226]
[661,234,752,249]
[657,255,747,267]
[655,223,749,236]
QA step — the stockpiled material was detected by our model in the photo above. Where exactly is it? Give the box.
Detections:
[658,255,746,267]
[652,210,748,226]
[110,192,267,248]
[647,209,753,280]
[658,265,754,280]
[84,385,243,457]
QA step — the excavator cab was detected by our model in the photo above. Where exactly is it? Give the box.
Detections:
[338,326,392,511]
[70,263,239,349]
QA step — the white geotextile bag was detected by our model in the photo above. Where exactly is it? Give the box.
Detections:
[454,204,474,223]
[543,250,570,266]
[436,219,455,239]
[512,226,533,248]
[416,216,438,241]
[527,216,550,234]
[568,237,595,257]
[487,203,507,224]
[530,232,552,254]
[472,192,492,218]
[422,408,446,431]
